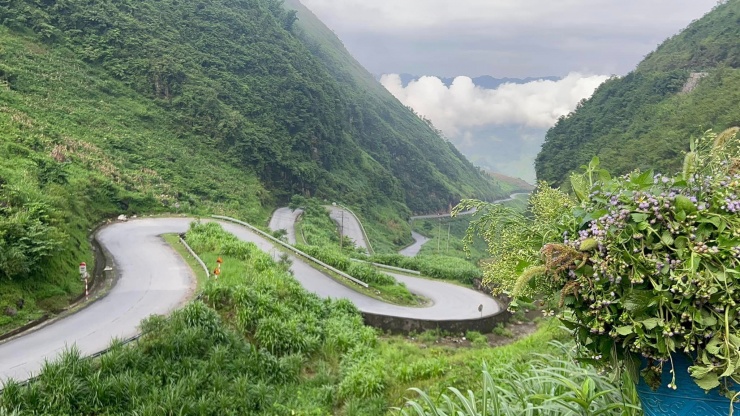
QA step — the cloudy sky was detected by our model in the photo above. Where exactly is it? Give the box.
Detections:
[298,0,718,181]
[299,0,717,77]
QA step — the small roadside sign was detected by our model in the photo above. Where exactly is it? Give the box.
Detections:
[79,262,87,276]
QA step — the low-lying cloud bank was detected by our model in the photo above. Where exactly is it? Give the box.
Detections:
[379,73,609,182]
[380,73,609,136]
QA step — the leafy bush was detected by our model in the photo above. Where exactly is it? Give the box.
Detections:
[369,253,483,283]
[0,188,64,280]
[339,348,388,399]
[466,129,740,392]
[297,244,412,291]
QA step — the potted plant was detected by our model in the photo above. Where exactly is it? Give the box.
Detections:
[458,128,740,415]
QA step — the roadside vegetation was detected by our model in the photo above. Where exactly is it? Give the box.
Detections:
[0,221,579,415]
[398,342,641,415]
[287,196,420,305]
[411,216,489,263]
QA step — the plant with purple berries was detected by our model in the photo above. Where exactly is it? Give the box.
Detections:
[463,127,740,395]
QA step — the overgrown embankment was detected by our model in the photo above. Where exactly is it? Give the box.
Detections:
[0,221,568,415]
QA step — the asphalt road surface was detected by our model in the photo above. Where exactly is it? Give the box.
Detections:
[0,218,195,384]
[0,217,499,383]
[398,231,430,257]
[267,207,303,244]
[326,205,370,252]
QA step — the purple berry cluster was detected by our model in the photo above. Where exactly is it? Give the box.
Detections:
[545,163,740,377]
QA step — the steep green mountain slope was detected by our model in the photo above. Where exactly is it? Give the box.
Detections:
[536,0,740,185]
[282,0,505,210]
[0,0,500,328]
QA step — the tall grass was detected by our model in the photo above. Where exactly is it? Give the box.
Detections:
[0,222,382,414]
[396,341,642,416]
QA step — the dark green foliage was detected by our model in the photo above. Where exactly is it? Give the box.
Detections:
[283,0,505,213]
[297,244,394,286]
[0,189,63,280]
[0,0,501,214]
[290,195,347,249]
[536,0,740,185]
[368,254,483,284]
[638,1,740,72]
[0,28,266,330]
[412,216,490,262]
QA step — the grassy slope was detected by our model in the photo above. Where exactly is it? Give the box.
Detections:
[0,29,266,331]
[0,222,566,415]
[535,0,740,185]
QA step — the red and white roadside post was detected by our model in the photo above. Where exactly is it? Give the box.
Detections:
[79,262,89,300]
[213,257,223,279]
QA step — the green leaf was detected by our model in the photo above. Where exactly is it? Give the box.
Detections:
[665,337,676,352]
[661,231,674,247]
[615,326,634,336]
[692,372,720,391]
[676,210,687,221]
[624,353,641,384]
[720,362,736,378]
[631,170,654,187]
[674,236,689,250]
[589,156,600,170]
[624,290,653,313]
[688,364,713,378]
[641,318,660,330]
[706,336,722,355]
[631,213,648,223]
[702,312,717,327]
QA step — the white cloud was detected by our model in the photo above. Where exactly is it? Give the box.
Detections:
[380,73,609,136]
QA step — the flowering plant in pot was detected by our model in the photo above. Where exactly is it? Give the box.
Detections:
[459,128,740,409]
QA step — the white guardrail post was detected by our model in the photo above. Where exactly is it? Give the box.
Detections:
[349,258,421,275]
[212,215,369,288]
[179,235,210,279]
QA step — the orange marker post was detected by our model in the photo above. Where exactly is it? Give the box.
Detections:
[214,257,223,279]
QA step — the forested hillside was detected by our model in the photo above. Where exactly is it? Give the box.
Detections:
[536,0,740,185]
[0,0,501,327]
[1,0,500,212]
[282,0,503,210]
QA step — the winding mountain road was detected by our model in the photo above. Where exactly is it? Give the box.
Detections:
[398,231,430,257]
[1,217,500,384]
[268,193,530,258]
[409,192,530,220]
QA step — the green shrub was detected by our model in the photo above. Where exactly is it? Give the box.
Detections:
[491,324,513,339]
[339,357,387,399]
[369,253,483,283]
[36,295,68,313]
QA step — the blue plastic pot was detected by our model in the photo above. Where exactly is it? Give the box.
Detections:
[636,354,740,415]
